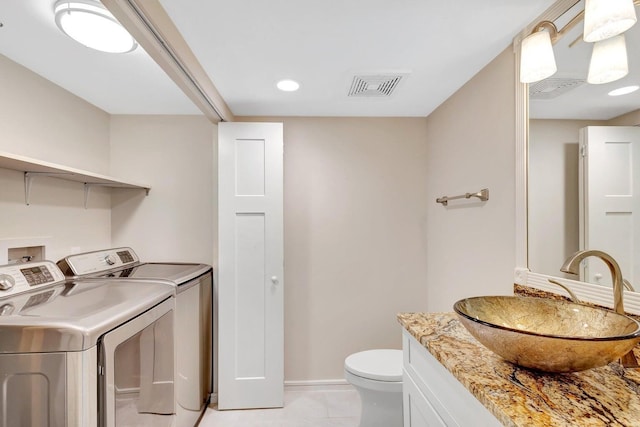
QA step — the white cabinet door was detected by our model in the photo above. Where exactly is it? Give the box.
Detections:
[402,330,501,427]
[403,371,446,427]
[579,126,640,285]
[218,122,284,410]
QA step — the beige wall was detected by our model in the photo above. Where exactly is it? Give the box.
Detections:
[109,115,216,265]
[238,117,430,381]
[0,54,111,262]
[0,54,110,173]
[423,47,518,311]
[1,42,549,386]
[609,109,640,126]
[0,54,215,266]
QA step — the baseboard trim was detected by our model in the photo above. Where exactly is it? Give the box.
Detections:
[284,379,353,392]
[208,392,218,405]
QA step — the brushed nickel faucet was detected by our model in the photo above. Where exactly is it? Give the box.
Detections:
[560,249,639,368]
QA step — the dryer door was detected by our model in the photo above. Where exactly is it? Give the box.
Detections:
[100,298,175,427]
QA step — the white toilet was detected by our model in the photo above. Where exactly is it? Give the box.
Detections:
[344,349,403,427]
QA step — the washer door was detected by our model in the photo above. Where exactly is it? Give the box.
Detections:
[100,298,174,427]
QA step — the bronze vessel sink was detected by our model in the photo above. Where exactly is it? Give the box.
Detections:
[454,296,640,373]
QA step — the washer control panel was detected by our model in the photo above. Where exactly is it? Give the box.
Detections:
[57,247,139,276]
[0,261,65,298]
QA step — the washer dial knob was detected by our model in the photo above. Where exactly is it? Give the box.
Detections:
[0,274,15,291]
[104,254,117,266]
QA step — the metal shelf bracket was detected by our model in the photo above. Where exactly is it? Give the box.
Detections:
[24,172,72,206]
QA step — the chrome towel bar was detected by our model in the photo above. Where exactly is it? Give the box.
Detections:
[436,188,489,206]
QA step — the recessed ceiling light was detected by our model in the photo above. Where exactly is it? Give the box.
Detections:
[608,85,640,96]
[54,0,138,53]
[276,79,300,92]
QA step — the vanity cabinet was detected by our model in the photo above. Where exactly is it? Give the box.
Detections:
[402,330,501,427]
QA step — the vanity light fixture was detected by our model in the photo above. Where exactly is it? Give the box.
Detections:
[520,22,558,84]
[587,34,629,84]
[54,0,138,53]
[276,79,300,92]
[608,85,640,96]
[520,1,639,84]
[583,0,637,43]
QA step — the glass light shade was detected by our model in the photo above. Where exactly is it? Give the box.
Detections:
[583,0,637,43]
[587,34,629,84]
[54,0,137,53]
[520,30,557,84]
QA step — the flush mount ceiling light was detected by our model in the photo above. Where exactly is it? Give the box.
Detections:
[276,79,300,92]
[588,34,629,84]
[608,85,640,96]
[583,0,637,43]
[54,0,138,53]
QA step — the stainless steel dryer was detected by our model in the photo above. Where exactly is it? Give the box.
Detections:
[0,260,175,427]
[57,248,213,427]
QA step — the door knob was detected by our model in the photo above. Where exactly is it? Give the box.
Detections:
[271,276,278,284]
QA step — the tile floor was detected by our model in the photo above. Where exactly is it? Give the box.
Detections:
[198,389,361,427]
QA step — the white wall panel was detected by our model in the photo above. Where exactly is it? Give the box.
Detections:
[235,213,266,379]
[235,140,265,196]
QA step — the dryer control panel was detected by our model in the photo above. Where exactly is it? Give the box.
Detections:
[57,247,139,276]
[0,261,65,298]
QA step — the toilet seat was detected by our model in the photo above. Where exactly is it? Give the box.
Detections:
[344,349,402,382]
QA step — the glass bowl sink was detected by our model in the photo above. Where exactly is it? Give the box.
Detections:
[453,296,640,373]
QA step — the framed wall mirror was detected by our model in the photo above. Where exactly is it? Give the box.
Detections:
[514,0,640,312]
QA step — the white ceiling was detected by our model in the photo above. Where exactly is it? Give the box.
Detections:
[157,0,556,117]
[0,0,558,118]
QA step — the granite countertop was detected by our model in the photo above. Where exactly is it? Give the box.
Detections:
[398,312,640,427]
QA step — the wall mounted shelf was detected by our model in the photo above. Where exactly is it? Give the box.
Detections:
[0,151,151,208]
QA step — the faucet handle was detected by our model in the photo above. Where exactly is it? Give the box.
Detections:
[623,278,636,292]
[547,279,580,303]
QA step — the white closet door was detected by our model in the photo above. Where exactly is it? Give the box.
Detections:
[579,126,640,285]
[218,122,284,410]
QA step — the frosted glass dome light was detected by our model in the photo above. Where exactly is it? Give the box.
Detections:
[54,0,138,53]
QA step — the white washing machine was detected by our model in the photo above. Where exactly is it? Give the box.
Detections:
[0,260,175,427]
[57,248,213,427]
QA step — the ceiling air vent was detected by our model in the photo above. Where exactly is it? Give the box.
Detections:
[348,74,406,97]
[529,78,585,100]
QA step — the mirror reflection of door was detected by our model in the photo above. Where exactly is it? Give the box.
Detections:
[579,126,640,287]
